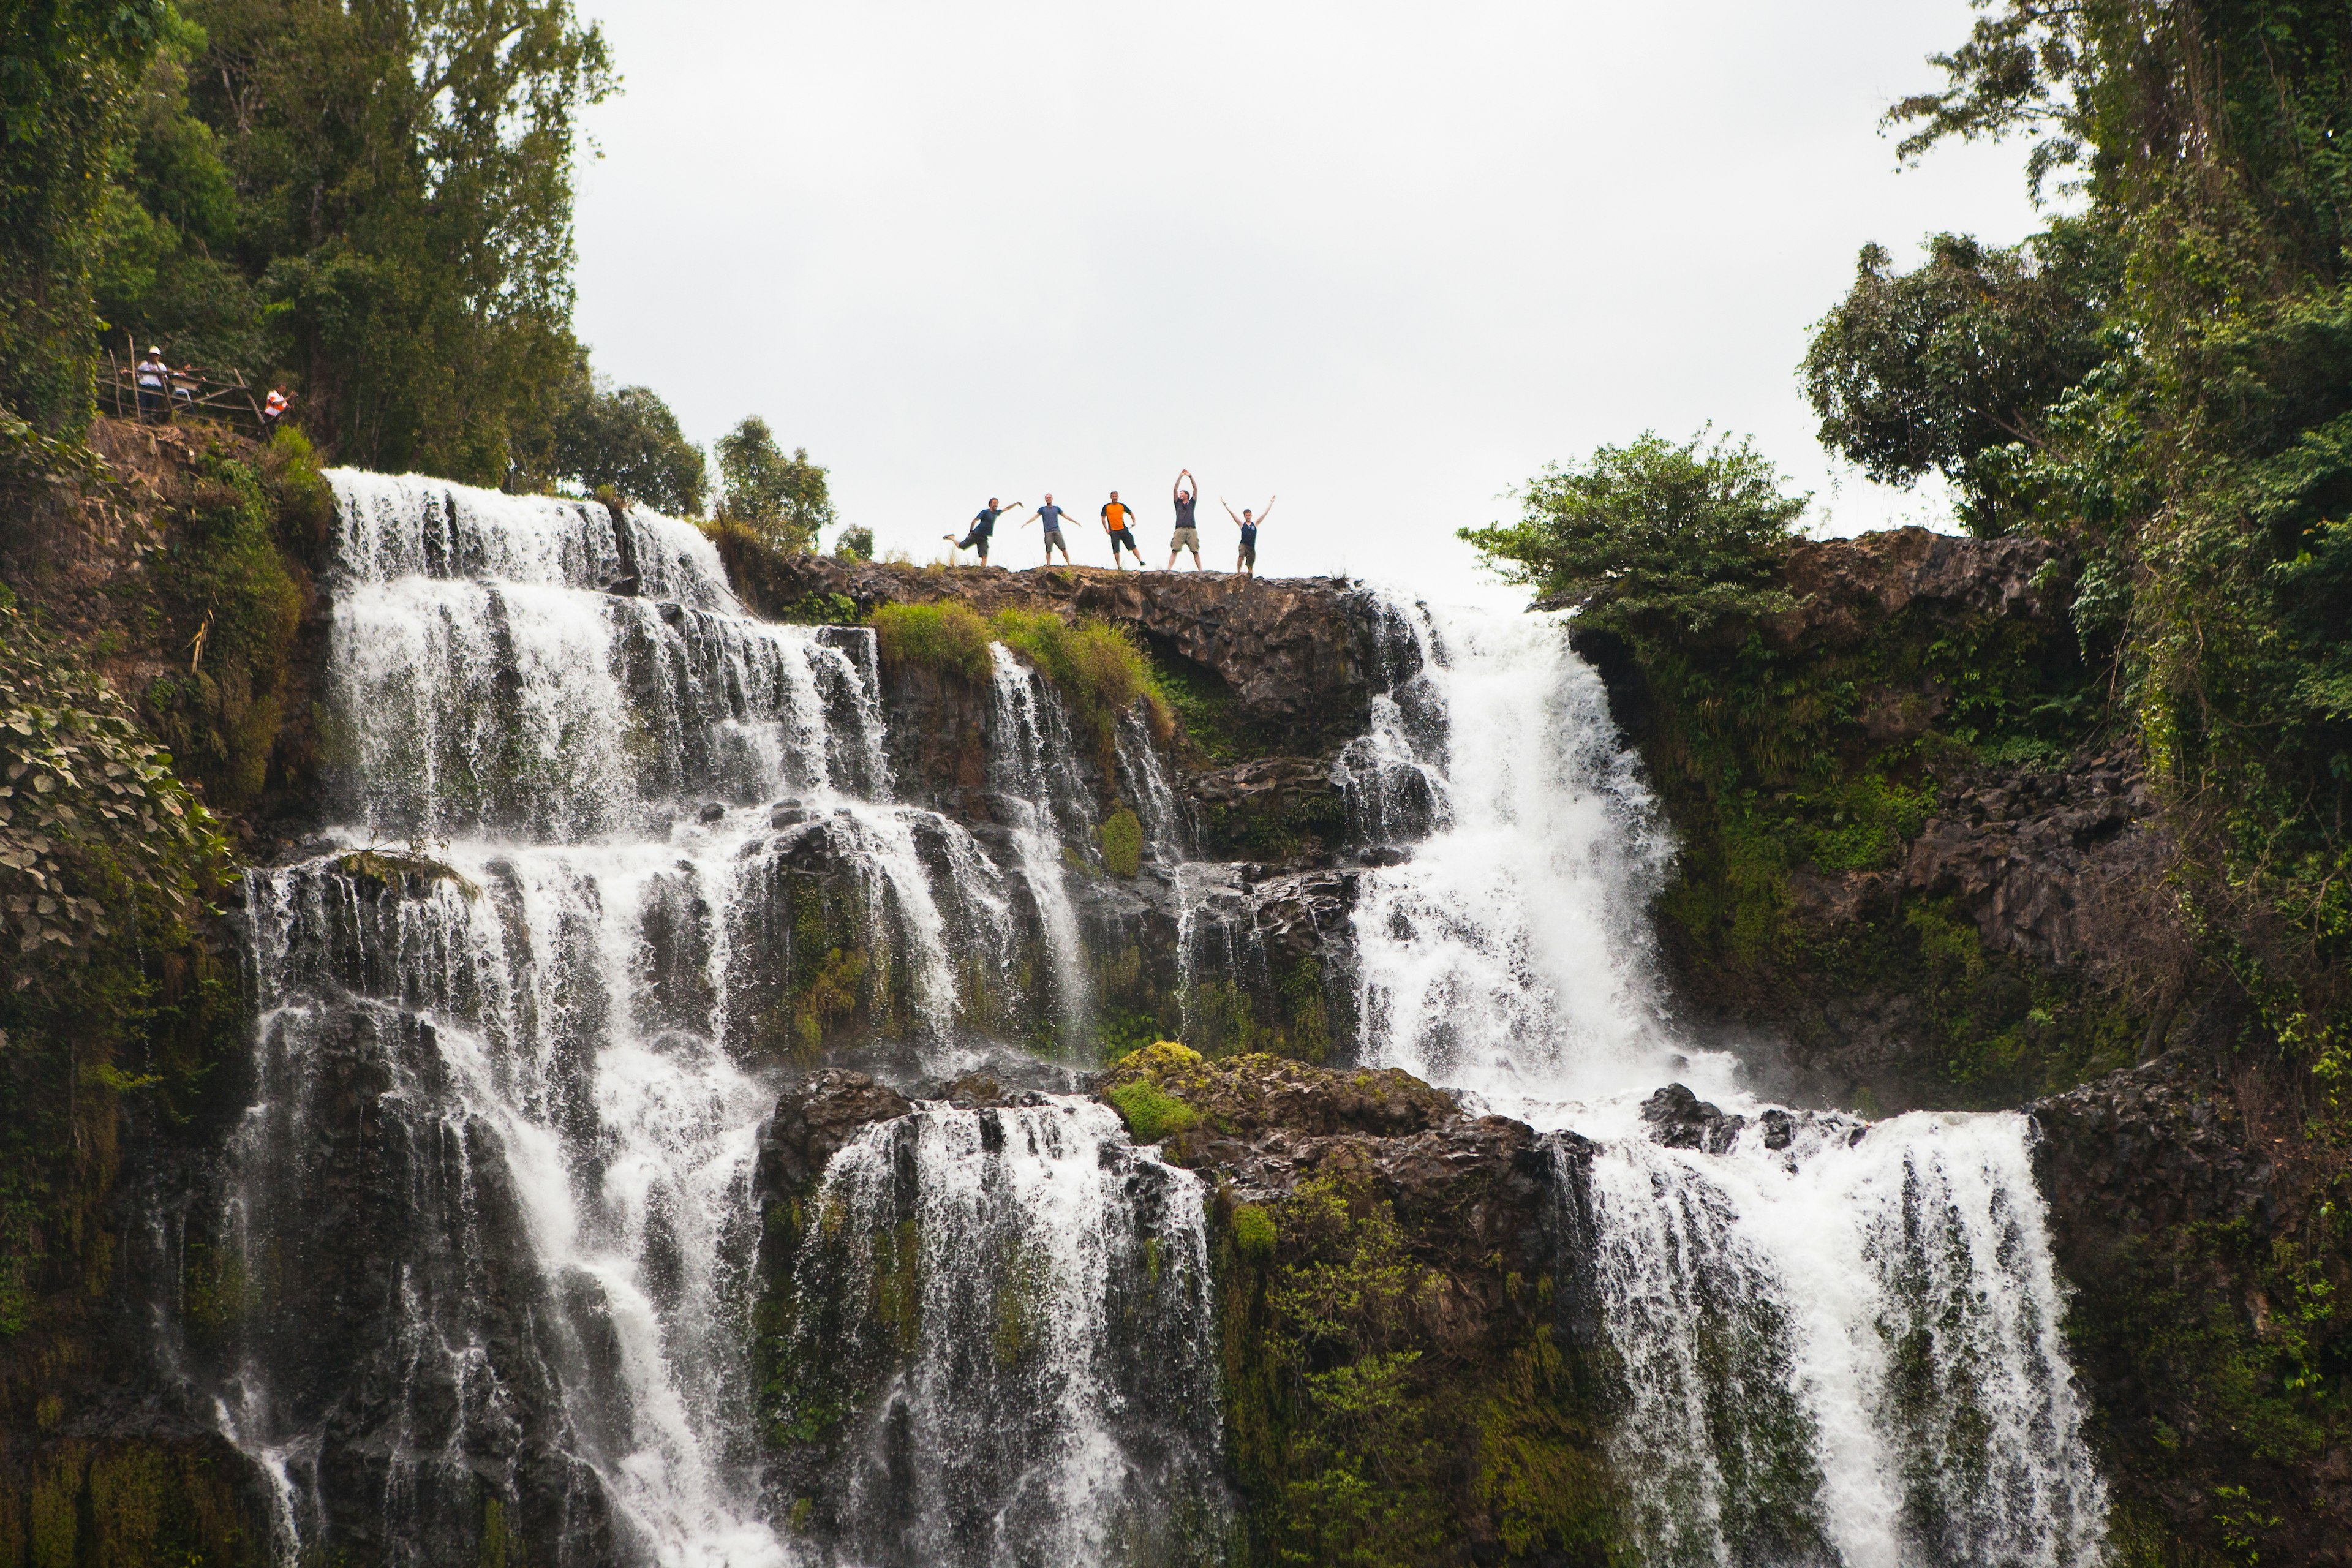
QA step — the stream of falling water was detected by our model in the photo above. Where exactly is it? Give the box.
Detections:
[211,473,1201,1567]
[1343,589,2108,1568]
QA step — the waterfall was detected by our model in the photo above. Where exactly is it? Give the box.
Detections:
[767,1099,1226,1566]
[205,472,1204,1566]
[1346,590,2108,1568]
[986,646,1095,1048]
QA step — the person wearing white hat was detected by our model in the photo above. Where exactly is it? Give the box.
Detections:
[135,347,170,424]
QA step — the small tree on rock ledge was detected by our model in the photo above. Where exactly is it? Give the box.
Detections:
[1461,429,1806,635]
[716,416,835,552]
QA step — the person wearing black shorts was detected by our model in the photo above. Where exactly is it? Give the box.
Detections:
[1223,495,1273,578]
[1100,491,1143,569]
[945,497,1019,566]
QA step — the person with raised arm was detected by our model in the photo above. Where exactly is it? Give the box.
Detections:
[944,497,1019,567]
[1024,494,1075,567]
[1224,495,1274,578]
[1166,469,1205,570]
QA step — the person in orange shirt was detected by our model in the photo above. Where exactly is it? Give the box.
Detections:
[1099,491,1143,570]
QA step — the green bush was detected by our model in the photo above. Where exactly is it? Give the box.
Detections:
[871,601,993,684]
[1231,1203,1276,1261]
[989,608,1172,753]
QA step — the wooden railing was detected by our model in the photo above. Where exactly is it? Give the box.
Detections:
[104,351,271,437]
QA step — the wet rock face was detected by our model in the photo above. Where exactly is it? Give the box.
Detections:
[1639,1083,1747,1154]
[714,549,1376,733]
[755,1070,915,1199]
[2030,1051,2352,1562]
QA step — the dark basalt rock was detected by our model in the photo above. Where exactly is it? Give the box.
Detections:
[712,548,1379,734]
[754,1070,914,1199]
[1640,1082,1747,1154]
[2030,1049,2352,1561]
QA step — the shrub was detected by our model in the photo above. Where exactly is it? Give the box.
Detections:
[871,601,992,683]
[1231,1203,1276,1261]
[990,608,1172,753]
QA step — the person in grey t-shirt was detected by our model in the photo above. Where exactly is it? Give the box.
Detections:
[1025,494,1075,567]
[1166,469,1204,569]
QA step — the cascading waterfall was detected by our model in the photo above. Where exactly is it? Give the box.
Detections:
[206,472,1204,1566]
[1344,589,2108,1567]
[986,646,1096,1044]
[766,1100,1225,1567]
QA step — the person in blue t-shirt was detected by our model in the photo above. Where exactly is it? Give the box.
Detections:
[1223,495,1274,578]
[944,497,1019,566]
[1024,494,1074,566]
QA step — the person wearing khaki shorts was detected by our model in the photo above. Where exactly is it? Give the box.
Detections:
[1224,495,1273,578]
[1166,469,1205,569]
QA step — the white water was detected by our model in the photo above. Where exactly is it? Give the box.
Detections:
[1346,591,2107,1567]
[216,472,1197,1566]
[987,646,1095,1046]
[777,1100,1224,1567]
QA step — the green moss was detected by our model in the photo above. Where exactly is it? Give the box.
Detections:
[1230,1204,1275,1261]
[1098,805,1143,878]
[337,846,479,898]
[1212,1170,1621,1566]
[1107,1077,1198,1143]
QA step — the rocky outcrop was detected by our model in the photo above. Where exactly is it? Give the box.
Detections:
[2033,1050,2352,1563]
[715,546,1378,737]
[753,1070,914,1199]
[1768,526,2063,649]
[1092,1044,1614,1564]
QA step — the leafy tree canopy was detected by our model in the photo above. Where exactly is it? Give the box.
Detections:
[1460,431,1806,635]
[1803,221,2120,537]
[549,370,706,516]
[716,417,835,552]
[0,0,172,431]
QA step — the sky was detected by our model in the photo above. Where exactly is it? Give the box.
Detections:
[568,0,2048,599]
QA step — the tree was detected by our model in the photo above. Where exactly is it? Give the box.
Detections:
[1460,431,1806,635]
[834,526,873,562]
[714,417,835,551]
[111,0,617,481]
[0,0,169,431]
[1802,222,2119,537]
[549,372,706,516]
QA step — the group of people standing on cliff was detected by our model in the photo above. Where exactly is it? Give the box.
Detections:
[944,472,1274,578]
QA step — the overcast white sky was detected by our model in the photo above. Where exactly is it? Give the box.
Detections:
[569,0,2044,597]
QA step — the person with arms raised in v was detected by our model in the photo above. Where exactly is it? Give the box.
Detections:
[944,497,1019,567]
[1166,469,1205,570]
[1224,495,1274,578]
[1099,491,1143,570]
[1025,494,1074,567]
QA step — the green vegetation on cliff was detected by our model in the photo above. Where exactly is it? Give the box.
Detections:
[0,601,239,1359]
[870,600,1173,759]
[1807,0,2352,1087]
